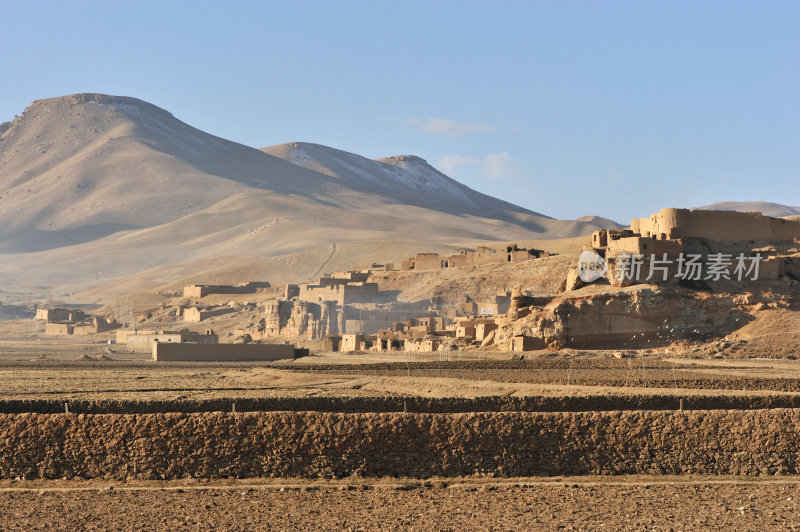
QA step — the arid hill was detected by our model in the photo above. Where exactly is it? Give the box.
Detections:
[695,201,800,218]
[574,215,623,229]
[262,142,566,225]
[0,93,616,301]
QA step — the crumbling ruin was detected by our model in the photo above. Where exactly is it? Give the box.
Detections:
[400,243,550,271]
[590,208,800,286]
[36,307,119,336]
[183,282,274,298]
[499,208,800,351]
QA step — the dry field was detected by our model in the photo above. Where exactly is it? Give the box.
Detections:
[1,477,800,531]
[2,336,800,401]
[2,335,800,529]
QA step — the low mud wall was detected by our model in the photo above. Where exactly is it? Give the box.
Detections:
[1,409,799,480]
[2,395,800,414]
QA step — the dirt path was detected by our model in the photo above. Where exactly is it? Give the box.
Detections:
[310,242,337,280]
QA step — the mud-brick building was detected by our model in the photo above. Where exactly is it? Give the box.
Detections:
[117,328,218,353]
[401,244,547,271]
[36,308,85,322]
[183,282,272,298]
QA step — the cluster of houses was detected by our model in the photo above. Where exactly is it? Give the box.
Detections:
[37,243,540,355]
[35,307,119,336]
[328,315,503,353]
[177,269,514,344]
[30,212,800,359]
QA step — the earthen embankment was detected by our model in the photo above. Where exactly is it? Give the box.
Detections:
[1,409,798,479]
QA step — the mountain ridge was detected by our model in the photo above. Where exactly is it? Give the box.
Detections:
[0,93,618,300]
[260,141,554,220]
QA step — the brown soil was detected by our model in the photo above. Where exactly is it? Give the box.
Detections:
[3,356,800,402]
[295,365,800,392]
[2,338,800,529]
[727,310,800,359]
[0,478,798,531]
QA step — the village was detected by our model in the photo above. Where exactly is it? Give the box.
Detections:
[31,208,800,361]
[32,241,546,359]
[7,7,800,528]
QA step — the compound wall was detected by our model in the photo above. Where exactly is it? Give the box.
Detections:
[152,343,295,361]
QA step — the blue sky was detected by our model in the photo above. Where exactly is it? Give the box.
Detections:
[1,0,798,222]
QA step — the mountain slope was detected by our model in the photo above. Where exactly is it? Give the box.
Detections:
[262,142,619,236]
[694,201,800,218]
[261,142,546,218]
[575,215,623,229]
[0,190,592,298]
[0,93,615,299]
[0,94,348,249]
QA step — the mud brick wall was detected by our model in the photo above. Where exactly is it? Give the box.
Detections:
[1,409,799,480]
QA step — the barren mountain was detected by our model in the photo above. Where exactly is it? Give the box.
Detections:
[0,94,349,252]
[262,142,547,220]
[0,93,615,301]
[574,215,623,229]
[695,201,800,218]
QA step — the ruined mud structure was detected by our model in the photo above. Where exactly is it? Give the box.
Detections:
[118,328,219,353]
[182,282,275,298]
[97,208,800,357]
[36,307,119,336]
[591,208,799,285]
[400,243,548,271]
[496,208,800,351]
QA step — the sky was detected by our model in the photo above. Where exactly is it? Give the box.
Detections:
[1,0,798,222]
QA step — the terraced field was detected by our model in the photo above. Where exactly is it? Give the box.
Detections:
[2,341,800,530]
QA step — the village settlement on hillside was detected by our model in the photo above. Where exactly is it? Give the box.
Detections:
[78,243,541,356]
[36,212,800,357]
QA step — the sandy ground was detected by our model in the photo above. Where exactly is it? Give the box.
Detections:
[0,477,799,531]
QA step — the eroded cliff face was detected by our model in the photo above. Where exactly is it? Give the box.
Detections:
[496,286,766,349]
[263,300,340,340]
